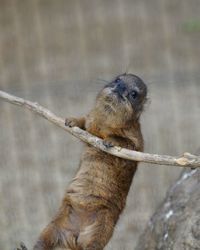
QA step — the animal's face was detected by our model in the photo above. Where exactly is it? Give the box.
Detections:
[96,73,147,123]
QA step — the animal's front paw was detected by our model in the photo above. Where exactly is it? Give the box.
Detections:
[65,118,79,127]
[15,242,28,250]
[103,140,114,148]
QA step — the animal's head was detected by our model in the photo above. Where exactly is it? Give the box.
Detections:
[96,73,147,126]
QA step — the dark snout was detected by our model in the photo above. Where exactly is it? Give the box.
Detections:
[113,81,127,97]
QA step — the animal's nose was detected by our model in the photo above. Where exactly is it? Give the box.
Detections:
[115,82,126,95]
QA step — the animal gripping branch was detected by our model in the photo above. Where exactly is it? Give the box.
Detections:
[0,90,200,168]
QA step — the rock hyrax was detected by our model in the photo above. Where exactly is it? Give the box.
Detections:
[33,73,147,250]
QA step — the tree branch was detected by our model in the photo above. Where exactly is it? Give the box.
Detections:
[0,90,200,168]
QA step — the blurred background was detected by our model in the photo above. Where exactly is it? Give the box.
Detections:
[0,0,200,249]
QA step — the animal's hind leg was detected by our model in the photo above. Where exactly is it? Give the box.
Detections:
[33,223,76,250]
[33,203,79,250]
[33,223,59,250]
[77,209,116,250]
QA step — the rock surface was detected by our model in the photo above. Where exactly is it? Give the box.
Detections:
[136,169,200,250]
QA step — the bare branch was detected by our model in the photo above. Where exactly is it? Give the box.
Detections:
[0,90,200,168]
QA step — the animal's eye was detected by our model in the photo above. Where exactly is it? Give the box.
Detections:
[131,90,138,99]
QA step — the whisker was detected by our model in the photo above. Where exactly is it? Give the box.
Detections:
[96,78,109,84]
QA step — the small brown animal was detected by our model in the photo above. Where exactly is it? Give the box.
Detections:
[33,73,147,250]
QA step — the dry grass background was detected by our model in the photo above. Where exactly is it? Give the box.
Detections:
[0,0,200,249]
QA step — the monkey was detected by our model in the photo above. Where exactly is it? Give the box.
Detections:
[32,73,147,250]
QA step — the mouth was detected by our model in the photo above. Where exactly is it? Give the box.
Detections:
[103,92,118,113]
[112,89,126,101]
[100,87,128,113]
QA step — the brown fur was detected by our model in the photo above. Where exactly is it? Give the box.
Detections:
[33,73,147,250]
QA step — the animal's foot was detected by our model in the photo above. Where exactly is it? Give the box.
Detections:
[15,242,28,250]
[103,140,114,148]
[65,118,79,127]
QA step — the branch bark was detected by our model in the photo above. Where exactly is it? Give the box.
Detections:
[0,90,200,168]
[135,168,200,250]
